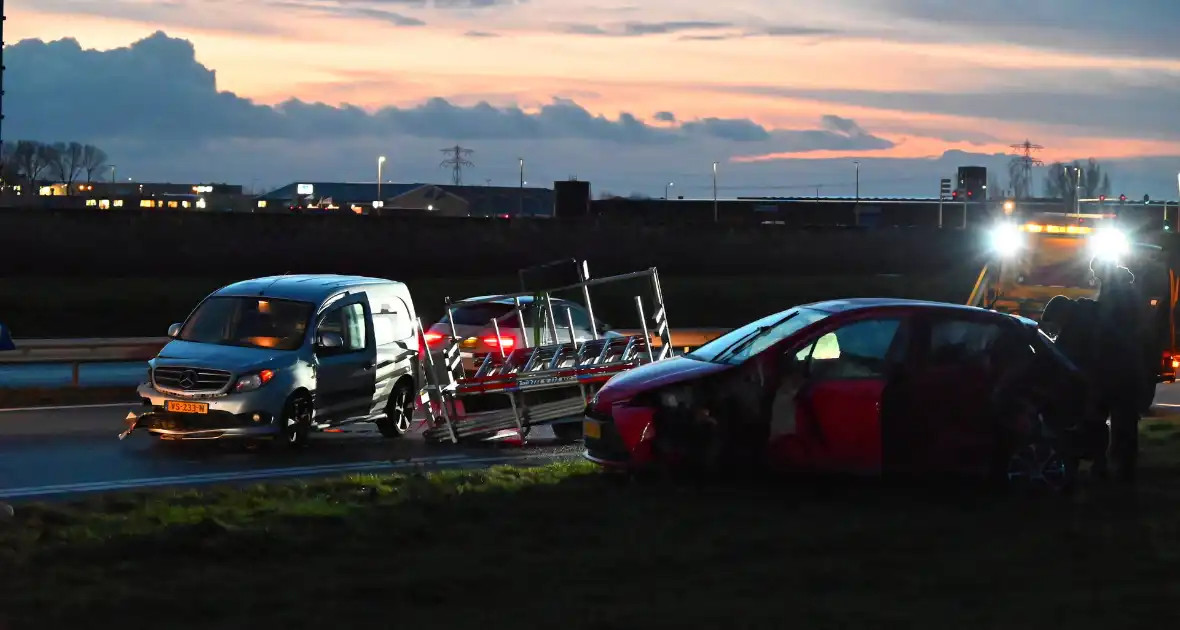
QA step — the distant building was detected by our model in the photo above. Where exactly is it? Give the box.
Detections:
[1,181,248,211]
[257,182,555,217]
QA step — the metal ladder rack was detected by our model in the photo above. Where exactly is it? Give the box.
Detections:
[419,261,672,444]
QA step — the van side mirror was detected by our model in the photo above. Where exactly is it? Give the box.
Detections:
[317,332,344,349]
[167,323,182,338]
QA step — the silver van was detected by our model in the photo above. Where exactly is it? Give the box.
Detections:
[130,275,421,446]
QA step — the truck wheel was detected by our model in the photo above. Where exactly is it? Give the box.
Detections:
[278,393,312,448]
[551,421,583,444]
[377,381,415,438]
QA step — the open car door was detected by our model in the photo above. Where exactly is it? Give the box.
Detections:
[768,315,910,475]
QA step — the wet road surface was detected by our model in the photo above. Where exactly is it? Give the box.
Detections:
[0,404,580,501]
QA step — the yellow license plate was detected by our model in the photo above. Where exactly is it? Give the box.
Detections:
[583,419,601,439]
[166,400,209,414]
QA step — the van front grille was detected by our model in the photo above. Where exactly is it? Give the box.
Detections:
[153,366,233,393]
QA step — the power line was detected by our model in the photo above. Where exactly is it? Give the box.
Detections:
[439,145,474,186]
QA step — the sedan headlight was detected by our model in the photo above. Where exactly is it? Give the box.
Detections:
[234,369,276,393]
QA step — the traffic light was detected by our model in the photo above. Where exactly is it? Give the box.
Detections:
[1144,194,1151,203]
[1099,195,1106,202]
[951,190,959,200]
[1119,194,1127,203]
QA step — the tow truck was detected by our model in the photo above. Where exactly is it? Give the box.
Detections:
[414,260,682,444]
[971,203,1178,411]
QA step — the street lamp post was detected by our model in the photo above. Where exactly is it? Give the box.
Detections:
[712,162,718,223]
[665,182,673,200]
[109,164,116,184]
[518,158,524,217]
[377,156,386,203]
[853,160,860,226]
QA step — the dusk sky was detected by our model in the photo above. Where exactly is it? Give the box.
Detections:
[5,0,1180,198]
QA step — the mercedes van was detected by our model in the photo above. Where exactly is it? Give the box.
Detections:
[128,275,421,446]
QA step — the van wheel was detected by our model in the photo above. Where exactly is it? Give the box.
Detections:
[278,394,312,448]
[377,381,415,438]
[551,421,583,444]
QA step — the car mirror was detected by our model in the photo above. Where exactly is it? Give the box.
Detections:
[596,321,611,334]
[167,323,182,338]
[317,332,344,349]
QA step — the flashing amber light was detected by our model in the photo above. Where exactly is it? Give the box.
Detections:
[1019,223,1091,235]
[1173,359,1179,369]
[482,335,516,349]
[258,369,275,384]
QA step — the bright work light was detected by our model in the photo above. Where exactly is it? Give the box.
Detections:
[1089,227,1129,261]
[988,222,1023,257]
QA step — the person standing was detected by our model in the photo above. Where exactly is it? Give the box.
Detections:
[1091,258,1148,483]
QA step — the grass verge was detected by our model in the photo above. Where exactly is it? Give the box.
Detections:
[0,386,137,409]
[3,418,1180,629]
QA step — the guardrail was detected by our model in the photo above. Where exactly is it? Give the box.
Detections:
[0,329,733,387]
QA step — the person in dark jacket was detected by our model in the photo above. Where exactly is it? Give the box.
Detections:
[1091,257,1148,482]
[1040,295,1107,478]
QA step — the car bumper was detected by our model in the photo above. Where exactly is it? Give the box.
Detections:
[581,407,636,467]
[134,382,284,439]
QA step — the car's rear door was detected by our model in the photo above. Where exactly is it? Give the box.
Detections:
[768,313,910,474]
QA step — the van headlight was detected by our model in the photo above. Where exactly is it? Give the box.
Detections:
[234,369,276,393]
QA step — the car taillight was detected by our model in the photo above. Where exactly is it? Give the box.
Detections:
[424,331,444,345]
[482,335,515,349]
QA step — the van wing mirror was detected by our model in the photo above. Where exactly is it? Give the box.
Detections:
[167,323,182,338]
[317,332,344,349]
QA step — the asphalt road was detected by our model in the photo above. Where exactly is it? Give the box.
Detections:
[0,404,580,502]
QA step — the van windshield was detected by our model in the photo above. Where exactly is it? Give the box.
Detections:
[179,296,314,351]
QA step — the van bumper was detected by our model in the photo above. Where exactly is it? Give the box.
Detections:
[134,382,286,440]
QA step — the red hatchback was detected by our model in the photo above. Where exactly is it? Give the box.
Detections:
[583,298,1084,481]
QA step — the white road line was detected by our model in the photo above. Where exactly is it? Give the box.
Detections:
[0,452,566,499]
[0,402,139,414]
[1154,403,1180,408]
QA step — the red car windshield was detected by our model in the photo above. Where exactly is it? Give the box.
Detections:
[687,307,830,365]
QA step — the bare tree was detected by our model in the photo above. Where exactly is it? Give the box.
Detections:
[47,142,85,192]
[13,141,51,183]
[1045,158,1112,199]
[81,144,108,182]
[0,142,16,187]
[1007,159,1031,199]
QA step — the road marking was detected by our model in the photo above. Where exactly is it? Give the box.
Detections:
[0,452,569,500]
[1155,403,1180,408]
[0,402,139,414]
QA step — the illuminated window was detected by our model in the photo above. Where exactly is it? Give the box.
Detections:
[140,200,154,208]
[99,199,111,210]
[257,200,267,208]
[168,201,179,209]
[113,200,124,207]
[195,198,207,209]
[182,201,191,208]
[39,186,53,196]
[85,199,98,206]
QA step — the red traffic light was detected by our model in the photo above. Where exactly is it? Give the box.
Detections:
[1099,195,1106,202]
[951,190,959,199]
[1119,194,1127,202]
[966,190,973,198]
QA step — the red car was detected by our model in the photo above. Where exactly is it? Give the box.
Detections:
[583,298,1084,483]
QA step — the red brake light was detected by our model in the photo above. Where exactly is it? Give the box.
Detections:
[482,335,515,349]
[259,369,275,384]
[424,331,444,345]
